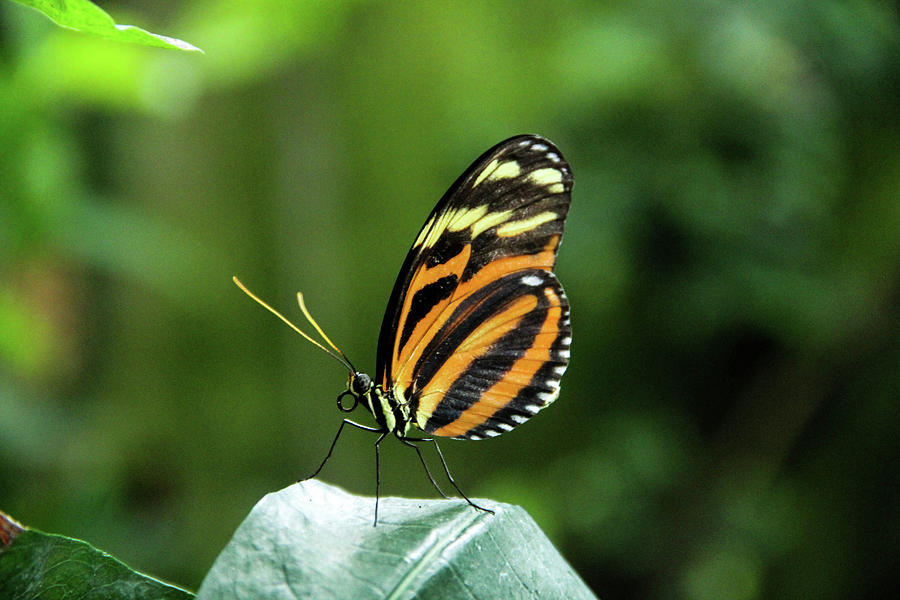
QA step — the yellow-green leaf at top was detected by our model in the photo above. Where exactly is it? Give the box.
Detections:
[11,0,202,52]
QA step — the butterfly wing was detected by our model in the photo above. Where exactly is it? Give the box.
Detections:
[375,135,572,439]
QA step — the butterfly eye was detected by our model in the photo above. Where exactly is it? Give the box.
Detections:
[351,372,372,396]
[336,389,359,413]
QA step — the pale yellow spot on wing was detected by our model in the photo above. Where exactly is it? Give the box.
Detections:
[496,210,558,237]
[471,209,513,238]
[413,215,436,248]
[473,159,521,188]
[473,159,500,187]
[491,160,522,181]
[418,206,467,250]
[529,167,564,187]
[418,219,445,250]
[447,205,488,232]
[420,203,545,248]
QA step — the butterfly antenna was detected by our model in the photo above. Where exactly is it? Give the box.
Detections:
[232,276,355,373]
[296,292,355,372]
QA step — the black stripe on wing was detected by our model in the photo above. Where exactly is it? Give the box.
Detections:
[375,135,573,394]
[408,269,571,439]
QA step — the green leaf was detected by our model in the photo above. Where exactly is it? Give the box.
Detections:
[197,481,597,600]
[11,0,202,52]
[0,511,194,599]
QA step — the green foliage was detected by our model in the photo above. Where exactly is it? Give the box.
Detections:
[1,485,594,599]
[9,0,200,51]
[1,1,898,598]
[0,512,193,599]
[197,481,595,599]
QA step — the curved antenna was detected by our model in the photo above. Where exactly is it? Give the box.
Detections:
[296,292,354,368]
[232,276,355,373]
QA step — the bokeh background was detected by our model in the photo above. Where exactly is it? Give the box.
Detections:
[2,1,899,598]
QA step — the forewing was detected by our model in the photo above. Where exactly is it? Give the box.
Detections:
[374,135,573,438]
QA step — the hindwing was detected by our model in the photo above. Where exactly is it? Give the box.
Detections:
[375,135,573,439]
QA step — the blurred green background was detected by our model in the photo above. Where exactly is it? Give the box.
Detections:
[2,1,899,598]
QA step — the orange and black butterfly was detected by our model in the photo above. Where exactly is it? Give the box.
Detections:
[234,134,572,522]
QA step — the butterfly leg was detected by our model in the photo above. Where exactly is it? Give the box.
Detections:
[409,436,495,516]
[301,418,384,481]
[372,430,390,526]
[396,435,450,499]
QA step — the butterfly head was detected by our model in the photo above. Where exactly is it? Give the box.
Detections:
[351,371,373,396]
[338,371,373,413]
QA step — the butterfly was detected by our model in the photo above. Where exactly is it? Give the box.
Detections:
[234,134,573,523]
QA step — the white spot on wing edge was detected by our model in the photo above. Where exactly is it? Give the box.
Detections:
[521,274,543,286]
[537,390,558,403]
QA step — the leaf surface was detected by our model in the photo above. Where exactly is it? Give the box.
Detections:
[197,480,596,599]
[0,512,194,599]
[12,0,201,51]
